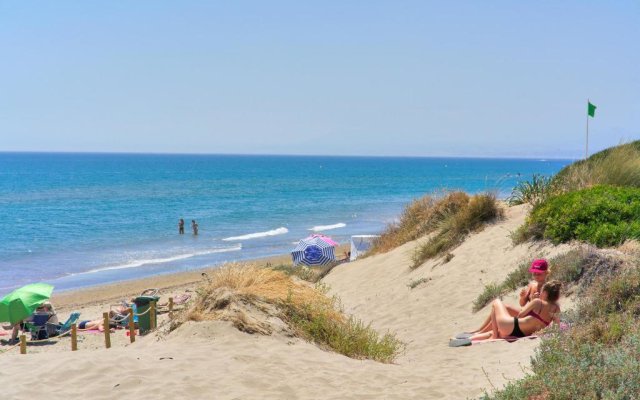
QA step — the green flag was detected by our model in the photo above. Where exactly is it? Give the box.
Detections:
[588,102,597,117]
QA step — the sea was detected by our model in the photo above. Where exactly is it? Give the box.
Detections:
[0,153,571,296]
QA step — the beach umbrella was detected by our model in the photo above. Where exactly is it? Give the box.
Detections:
[0,283,54,325]
[291,235,337,266]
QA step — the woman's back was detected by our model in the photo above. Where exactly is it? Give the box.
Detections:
[519,298,560,335]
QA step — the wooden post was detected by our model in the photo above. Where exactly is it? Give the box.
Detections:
[168,297,174,316]
[71,323,78,351]
[150,301,157,329]
[128,307,136,343]
[19,334,26,355]
[103,312,111,349]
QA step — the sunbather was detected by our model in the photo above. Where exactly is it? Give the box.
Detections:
[467,259,550,335]
[452,280,561,346]
[77,318,117,331]
[78,319,105,331]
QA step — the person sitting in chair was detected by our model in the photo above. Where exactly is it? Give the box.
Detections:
[10,301,59,342]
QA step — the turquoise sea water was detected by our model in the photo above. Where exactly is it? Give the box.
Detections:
[0,153,570,295]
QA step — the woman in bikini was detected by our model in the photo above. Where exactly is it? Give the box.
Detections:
[465,259,550,336]
[451,280,561,346]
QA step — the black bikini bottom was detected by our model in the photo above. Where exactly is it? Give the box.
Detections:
[510,317,526,338]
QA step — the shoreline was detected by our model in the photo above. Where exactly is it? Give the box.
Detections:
[1,154,570,298]
[51,247,348,310]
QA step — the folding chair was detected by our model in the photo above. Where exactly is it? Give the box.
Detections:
[24,313,53,340]
[47,311,81,336]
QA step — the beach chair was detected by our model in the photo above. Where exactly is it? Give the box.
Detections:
[46,311,81,336]
[107,289,158,327]
[24,312,53,340]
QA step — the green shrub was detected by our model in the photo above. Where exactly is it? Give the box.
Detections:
[508,174,554,206]
[519,186,640,247]
[412,193,503,268]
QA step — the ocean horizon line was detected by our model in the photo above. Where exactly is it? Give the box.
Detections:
[0,150,575,161]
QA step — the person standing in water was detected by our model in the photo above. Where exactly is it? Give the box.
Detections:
[178,219,185,234]
[191,219,199,235]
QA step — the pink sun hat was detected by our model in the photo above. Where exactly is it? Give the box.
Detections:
[529,259,549,273]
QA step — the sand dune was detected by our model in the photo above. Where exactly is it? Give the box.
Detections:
[0,204,572,399]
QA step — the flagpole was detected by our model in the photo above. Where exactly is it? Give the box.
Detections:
[585,99,589,159]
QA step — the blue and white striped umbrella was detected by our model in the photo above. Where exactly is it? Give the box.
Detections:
[291,236,336,266]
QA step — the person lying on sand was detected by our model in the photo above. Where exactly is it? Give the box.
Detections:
[450,281,561,347]
[78,319,110,331]
[464,259,550,336]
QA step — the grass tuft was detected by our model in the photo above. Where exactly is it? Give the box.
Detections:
[175,264,403,363]
[507,174,553,207]
[281,300,404,363]
[472,283,503,312]
[411,193,503,269]
[554,141,640,192]
[500,260,532,292]
[407,277,430,289]
[369,192,469,255]
[268,262,339,283]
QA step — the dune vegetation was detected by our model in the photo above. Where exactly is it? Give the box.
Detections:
[473,248,620,312]
[172,264,404,363]
[369,191,503,269]
[411,193,503,268]
[553,141,640,192]
[369,191,469,255]
[486,141,640,399]
[510,141,640,248]
[513,185,640,247]
[484,251,639,399]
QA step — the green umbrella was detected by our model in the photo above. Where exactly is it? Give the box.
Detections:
[0,283,54,325]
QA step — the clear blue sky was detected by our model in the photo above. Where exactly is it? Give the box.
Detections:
[1,1,638,158]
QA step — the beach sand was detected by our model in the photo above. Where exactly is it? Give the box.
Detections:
[0,205,572,399]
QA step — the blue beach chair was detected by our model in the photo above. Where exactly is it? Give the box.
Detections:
[47,311,81,336]
[24,312,53,340]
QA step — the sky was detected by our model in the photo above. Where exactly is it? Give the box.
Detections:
[1,1,638,158]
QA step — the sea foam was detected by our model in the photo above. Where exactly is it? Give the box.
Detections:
[309,223,346,232]
[83,244,242,274]
[222,227,289,241]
